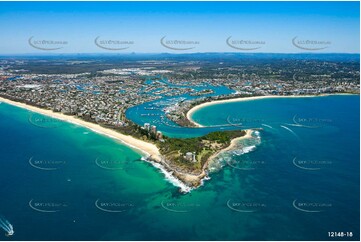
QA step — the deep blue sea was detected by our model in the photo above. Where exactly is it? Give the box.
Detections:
[0,95,359,241]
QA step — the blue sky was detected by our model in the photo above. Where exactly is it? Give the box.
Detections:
[0,1,359,54]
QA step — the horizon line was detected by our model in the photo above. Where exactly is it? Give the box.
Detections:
[0,52,360,56]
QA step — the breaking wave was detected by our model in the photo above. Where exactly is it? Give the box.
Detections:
[141,157,192,193]
[208,130,261,172]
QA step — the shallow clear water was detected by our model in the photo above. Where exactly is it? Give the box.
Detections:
[0,95,359,240]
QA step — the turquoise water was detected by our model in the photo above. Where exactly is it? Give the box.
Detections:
[0,95,359,240]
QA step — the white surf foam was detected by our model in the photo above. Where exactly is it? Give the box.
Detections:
[141,157,192,193]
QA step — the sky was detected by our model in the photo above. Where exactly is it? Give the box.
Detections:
[0,1,359,54]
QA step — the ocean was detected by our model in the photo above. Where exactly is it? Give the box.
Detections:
[0,94,359,240]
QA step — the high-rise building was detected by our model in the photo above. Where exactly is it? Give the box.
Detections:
[185,152,196,162]
[192,152,196,162]
[144,123,150,131]
[185,152,193,161]
[151,125,157,134]
[156,131,163,139]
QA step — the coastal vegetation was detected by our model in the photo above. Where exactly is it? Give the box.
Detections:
[1,53,359,189]
[158,130,246,174]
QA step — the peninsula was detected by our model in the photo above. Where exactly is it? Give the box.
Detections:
[0,96,251,191]
[0,54,358,192]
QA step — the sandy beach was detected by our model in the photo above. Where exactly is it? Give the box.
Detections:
[203,129,254,173]
[222,129,253,153]
[186,94,336,127]
[0,97,162,162]
[173,130,254,189]
[0,95,311,191]
[0,96,219,192]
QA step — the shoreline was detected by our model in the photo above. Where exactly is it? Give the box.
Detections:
[0,97,161,162]
[186,93,356,127]
[206,129,254,168]
[0,96,253,192]
[173,129,254,190]
[0,97,265,192]
[2,93,355,191]
[0,96,195,192]
[222,129,254,153]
